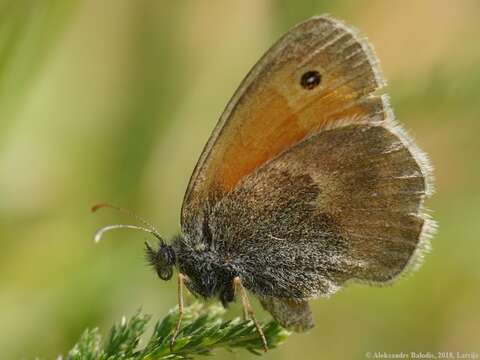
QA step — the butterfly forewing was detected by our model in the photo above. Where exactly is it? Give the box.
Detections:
[181,16,388,235]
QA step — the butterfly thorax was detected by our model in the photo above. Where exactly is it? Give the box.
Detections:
[171,234,238,306]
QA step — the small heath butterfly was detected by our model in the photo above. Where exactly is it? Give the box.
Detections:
[94,15,436,351]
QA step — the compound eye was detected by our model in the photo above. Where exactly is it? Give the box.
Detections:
[157,266,173,281]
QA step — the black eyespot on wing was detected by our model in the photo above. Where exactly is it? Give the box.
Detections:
[300,70,321,90]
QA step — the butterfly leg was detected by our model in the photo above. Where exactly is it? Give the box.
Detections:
[170,273,185,350]
[233,276,268,352]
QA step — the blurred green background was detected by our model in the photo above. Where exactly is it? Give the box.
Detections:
[0,1,479,359]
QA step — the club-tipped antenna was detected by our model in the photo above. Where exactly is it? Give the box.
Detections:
[91,203,164,244]
[93,224,163,243]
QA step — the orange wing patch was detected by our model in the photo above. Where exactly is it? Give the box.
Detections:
[212,88,302,193]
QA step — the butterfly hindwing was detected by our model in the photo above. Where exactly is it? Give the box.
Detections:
[208,120,433,299]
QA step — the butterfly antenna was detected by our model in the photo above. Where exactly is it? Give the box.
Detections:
[91,203,164,244]
[93,224,163,243]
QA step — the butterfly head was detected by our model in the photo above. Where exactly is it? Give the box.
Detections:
[144,241,176,281]
[92,203,178,281]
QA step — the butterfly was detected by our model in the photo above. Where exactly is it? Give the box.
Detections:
[94,15,435,351]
